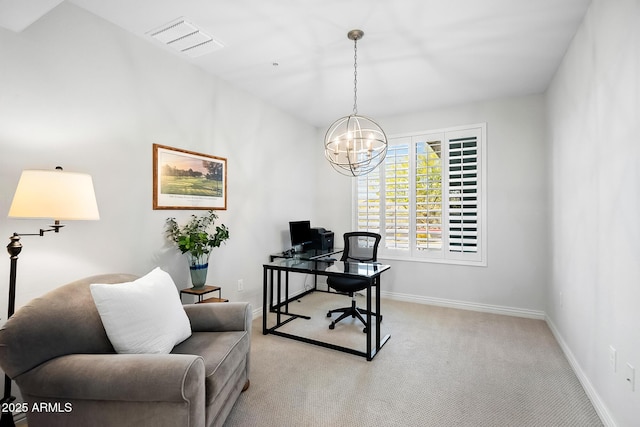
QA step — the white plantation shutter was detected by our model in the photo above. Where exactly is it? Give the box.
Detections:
[445,128,482,262]
[415,138,443,252]
[354,123,486,266]
[357,167,380,234]
[384,144,410,250]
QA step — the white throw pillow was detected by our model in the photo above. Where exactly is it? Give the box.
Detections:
[90,267,192,354]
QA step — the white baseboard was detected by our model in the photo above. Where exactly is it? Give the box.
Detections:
[254,290,546,320]
[545,316,616,427]
[380,290,546,320]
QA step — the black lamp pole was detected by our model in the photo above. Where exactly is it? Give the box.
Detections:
[0,233,21,427]
[1,225,64,427]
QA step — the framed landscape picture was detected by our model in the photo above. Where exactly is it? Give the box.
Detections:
[153,144,227,210]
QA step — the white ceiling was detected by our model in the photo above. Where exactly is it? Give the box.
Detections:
[3,0,591,128]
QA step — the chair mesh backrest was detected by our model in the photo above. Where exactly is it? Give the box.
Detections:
[341,232,381,263]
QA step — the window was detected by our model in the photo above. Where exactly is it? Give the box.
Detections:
[354,123,486,265]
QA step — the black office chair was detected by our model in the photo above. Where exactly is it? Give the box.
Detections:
[326,232,382,333]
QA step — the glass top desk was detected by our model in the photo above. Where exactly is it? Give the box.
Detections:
[262,258,391,361]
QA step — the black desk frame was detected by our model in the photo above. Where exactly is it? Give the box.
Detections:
[268,248,344,263]
[262,260,391,361]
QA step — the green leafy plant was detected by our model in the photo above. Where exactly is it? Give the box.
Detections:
[165,211,229,266]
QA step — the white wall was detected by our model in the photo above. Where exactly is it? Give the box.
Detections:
[3,1,635,425]
[0,3,318,320]
[546,0,640,426]
[316,94,550,317]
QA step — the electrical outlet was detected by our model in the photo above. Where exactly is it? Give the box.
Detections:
[609,346,617,372]
[237,279,244,292]
[626,363,635,391]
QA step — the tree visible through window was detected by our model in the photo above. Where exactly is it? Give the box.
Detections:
[355,124,486,265]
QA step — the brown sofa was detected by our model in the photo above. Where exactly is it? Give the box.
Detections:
[0,274,251,427]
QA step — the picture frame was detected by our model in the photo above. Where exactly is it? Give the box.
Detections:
[153,144,227,210]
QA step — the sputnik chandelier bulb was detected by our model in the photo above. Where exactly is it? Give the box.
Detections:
[324,29,388,177]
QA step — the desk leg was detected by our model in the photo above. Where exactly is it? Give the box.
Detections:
[276,270,282,326]
[374,274,391,358]
[375,275,381,353]
[285,270,289,313]
[269,268,274,311]
[366,278,372,361]
[262,267,268,334]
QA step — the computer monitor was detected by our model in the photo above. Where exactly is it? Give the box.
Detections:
[289,220,312,249]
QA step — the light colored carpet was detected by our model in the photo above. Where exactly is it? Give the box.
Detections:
[224,292,602,427]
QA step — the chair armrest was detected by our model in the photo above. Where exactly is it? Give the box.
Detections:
[183,302,252,333]
[16,353,204,403]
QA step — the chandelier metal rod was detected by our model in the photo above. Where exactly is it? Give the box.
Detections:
[353,36,358,115]
[348,29,363,116]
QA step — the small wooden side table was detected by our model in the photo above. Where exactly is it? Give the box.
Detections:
[180,285,228,303]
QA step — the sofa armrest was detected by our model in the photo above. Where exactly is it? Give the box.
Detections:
[183,302,252,333]
[16,353,205,403]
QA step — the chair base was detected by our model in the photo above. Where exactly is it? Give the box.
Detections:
[326,298,381,333]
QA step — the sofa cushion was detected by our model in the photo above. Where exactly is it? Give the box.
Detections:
[171,331,249,405]
[90,268,191,354]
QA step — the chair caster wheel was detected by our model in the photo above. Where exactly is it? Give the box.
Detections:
[327,312,332,318]
[362,327,367,333]
[329,323,335,330]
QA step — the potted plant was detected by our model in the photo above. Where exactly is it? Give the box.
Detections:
[165,210,229,288]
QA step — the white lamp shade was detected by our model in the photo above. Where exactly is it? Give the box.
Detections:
[8,169,100,221]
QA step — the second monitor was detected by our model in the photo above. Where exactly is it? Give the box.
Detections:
[289,220,312,250]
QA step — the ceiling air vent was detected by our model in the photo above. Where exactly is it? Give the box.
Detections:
[148,18,223,58]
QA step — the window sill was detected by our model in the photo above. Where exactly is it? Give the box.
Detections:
[378,254,487,267]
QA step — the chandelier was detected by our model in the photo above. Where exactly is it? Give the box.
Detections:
[324,29,388,177]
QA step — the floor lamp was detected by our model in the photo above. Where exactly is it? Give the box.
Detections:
[1,168,99,427]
